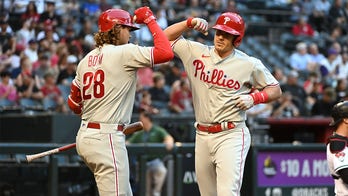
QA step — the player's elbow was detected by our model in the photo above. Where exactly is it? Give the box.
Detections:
[68,96,82,115]
[266,85,282,102]
[153,49,174,64]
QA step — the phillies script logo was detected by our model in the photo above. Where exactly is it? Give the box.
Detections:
[193,59,241,89]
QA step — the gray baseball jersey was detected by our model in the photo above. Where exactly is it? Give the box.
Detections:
[75,44,153,124]
[172,37,279,124]
[75,43,154,195]
[172,36,278,195]
[327,144,348,195]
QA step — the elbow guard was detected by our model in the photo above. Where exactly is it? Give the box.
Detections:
[68,80,82,115]
[68,95,82,115]
[69,80,82,103]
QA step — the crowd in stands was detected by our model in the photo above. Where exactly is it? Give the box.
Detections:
[0,0,348,119]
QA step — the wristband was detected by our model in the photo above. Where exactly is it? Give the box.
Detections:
[250,91,268,105]
[187,17,194,28]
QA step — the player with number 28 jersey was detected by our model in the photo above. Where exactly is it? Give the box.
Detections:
[68,7,173,196]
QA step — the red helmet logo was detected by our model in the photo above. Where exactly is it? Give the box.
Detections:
[212,12,245,47]
[98,9,139,32]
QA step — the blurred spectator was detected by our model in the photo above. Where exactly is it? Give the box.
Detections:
[169,78,193,114]
[311,87,337,116]
[324,26,345,47]
[302,0,315,17]
[127,110,174,196]
[162,60,183,88]
[289,42,316,77]
[15,69,43,108]
[224,0,239,13]
[289,0,304,23]
[16,19,35,47]
[76,18,95,56]
[303,72,324,110]
[328,0,347,32]
[33,52,58,88]
[308,42,326,67]
[40,71,67,112]
[60,26,76,43]
[335,79,348,102]
[0,70,18,106]
[271,67,287,85]
[36,20,60,43]
[99,0,112,12]
[56,55,77,86]
[39,1,61,27]
[0,11,13,33]
[10,0,29,16]
[11,55,29,79]
[331,41,344,66]
[23,39,38,63]
[148,72,170,113]
[10,44,25,72]
[319,48,341,82]
[335,52,348,80]
[271,91,300,118]
[344,1,348,24]
[0,19,15,53]
[20,1,40,23]
[139,90,160,115]
[309,0,330,32]
[64,0,81,17]
[157,0,177,26]
[156,6,169,29]
[281,70,309,116]
[80,0,100,16]
[303,72,323,95]
[337,51,348,79]
[0,45,14,73]
[291,16,316,37]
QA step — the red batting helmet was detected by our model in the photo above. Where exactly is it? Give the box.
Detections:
[212,12,245,47]
[98,9,139,32]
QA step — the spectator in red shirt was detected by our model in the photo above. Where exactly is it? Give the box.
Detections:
[41,71,67,113]
[292,16,316,37]
[169,78,193,114]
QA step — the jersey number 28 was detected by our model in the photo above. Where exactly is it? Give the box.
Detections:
[82,70,105,100]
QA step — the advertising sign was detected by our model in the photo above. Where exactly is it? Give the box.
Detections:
[254,149,335,196]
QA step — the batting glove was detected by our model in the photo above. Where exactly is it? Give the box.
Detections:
[187,17,208,35]
[235,94,254,110]
[134,6,156,24]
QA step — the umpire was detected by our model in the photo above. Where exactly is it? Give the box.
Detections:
[327,100,348,195]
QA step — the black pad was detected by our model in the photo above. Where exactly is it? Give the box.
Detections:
[329,134,348,153]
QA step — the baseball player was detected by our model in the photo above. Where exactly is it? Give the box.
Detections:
[164,13,282,196]
[327,100,348,195]
[67,7,173,196]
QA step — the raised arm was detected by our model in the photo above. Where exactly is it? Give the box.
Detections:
[164,17,208,42]
[134,7,174,64]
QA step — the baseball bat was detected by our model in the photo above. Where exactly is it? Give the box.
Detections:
[26,121,144,163]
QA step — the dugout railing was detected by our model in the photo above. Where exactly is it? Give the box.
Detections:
[0,142,196,196]
[0,143,334,196]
